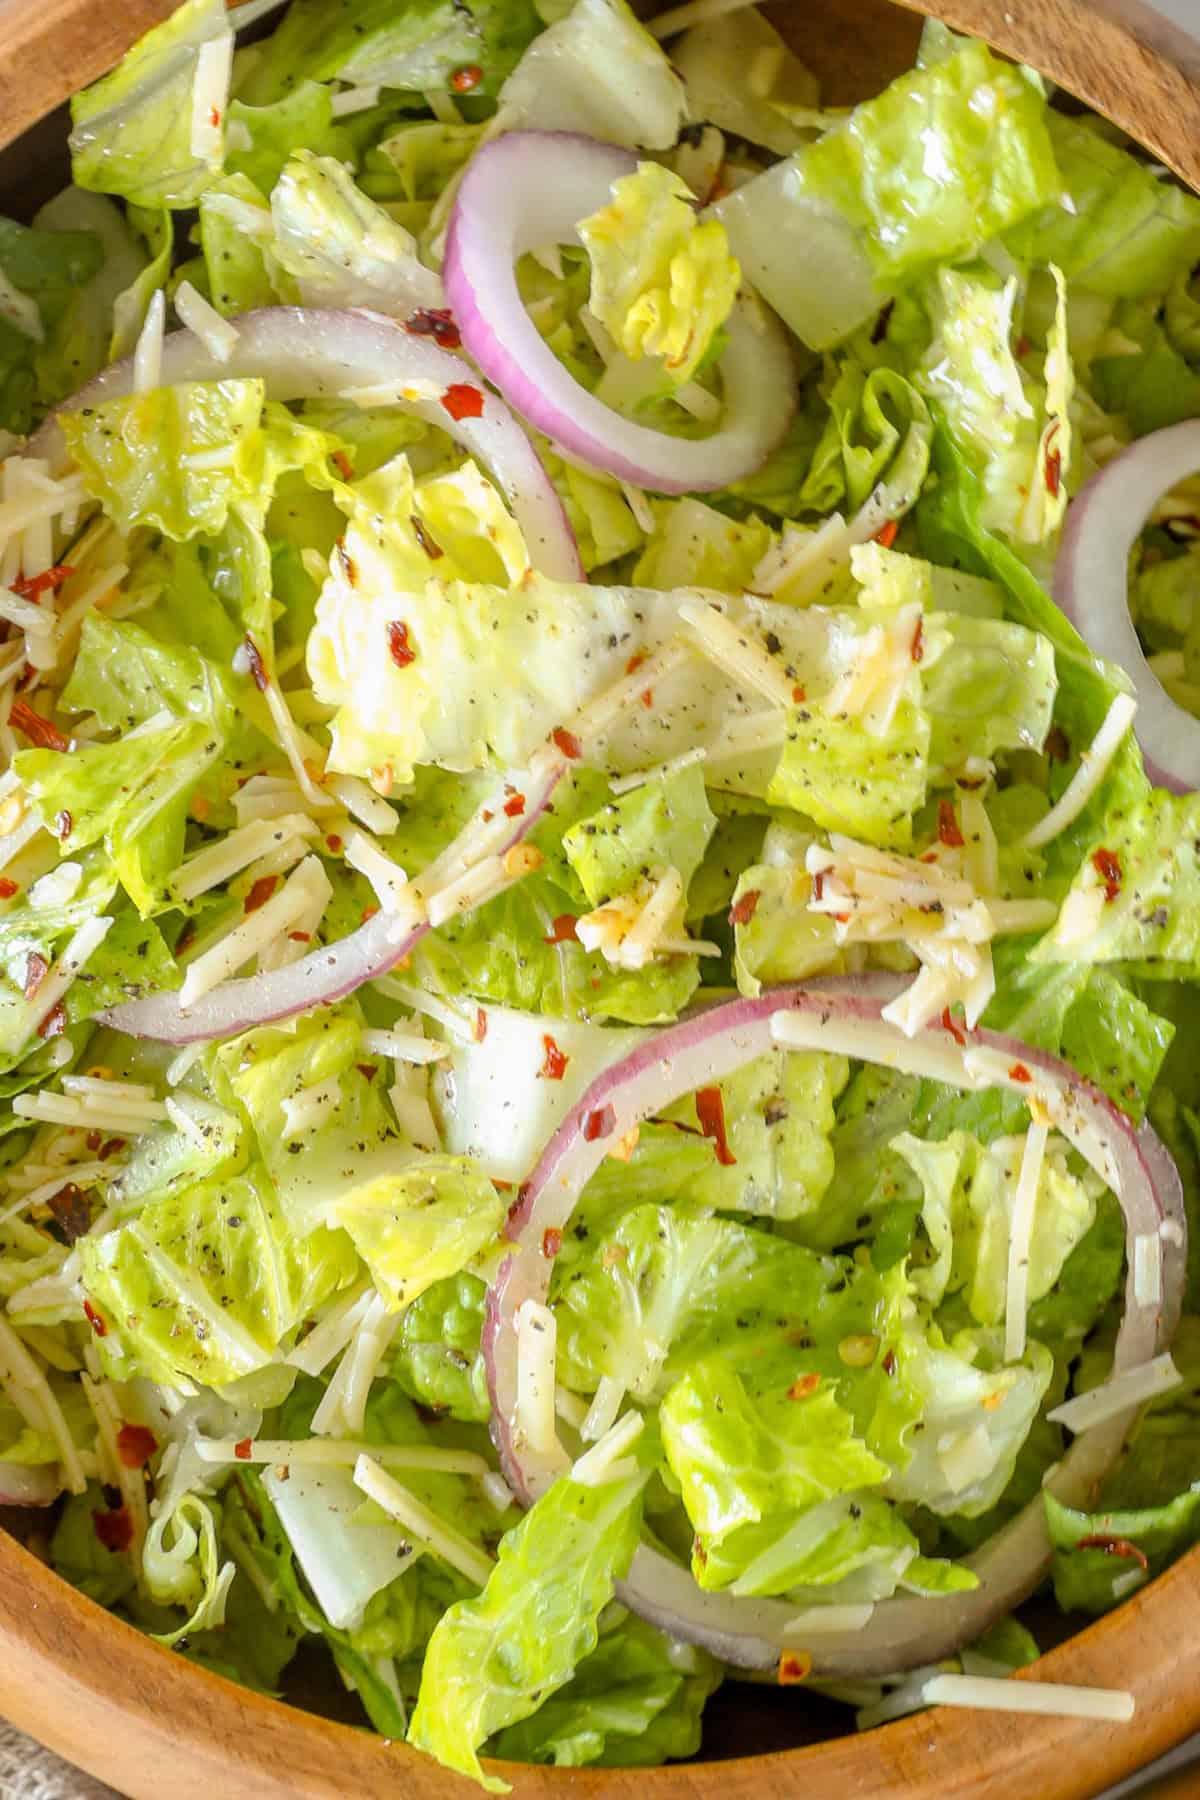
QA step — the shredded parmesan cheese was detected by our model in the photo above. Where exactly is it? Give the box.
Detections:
[921,1673,1134,1722]
[190,31,233,163]
[361,1028,449,1066]
[1022,694,1138,850]
[1133,1230,1163,1308]
[678,598,798,710]
[179,856,326,1005]
[580,1375,625,1443]
[196,1437,489,1476]
[174,279,240,362]
[515,1298,566,1467]
[1004,1121,1049,1363]
[324,772,398,836]
[1047,1353,1182,1435]
[312,1292,398,1436]
[330,82,383,117]
[288,1283,374,1376]
[571,1407,644,1486]
[133,289,166,395]
[353,1454,496,1587]
[343,829,412,913]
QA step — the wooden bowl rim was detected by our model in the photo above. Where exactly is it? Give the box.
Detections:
[0,0,1198,1794]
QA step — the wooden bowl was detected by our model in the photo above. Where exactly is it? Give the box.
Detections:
[1,1,1199,1794]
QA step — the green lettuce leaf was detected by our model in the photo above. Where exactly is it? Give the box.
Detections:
[0,214,105,433]
[334,1156,504,1310]
[269,151,441,314]
[498,0,685,149]
[390,1272,490,1423]
[241,0,540,103]
[69,0,232,208]
[578,161,739,388]
[716,40,1058,348]
[408,1465,647,1792]
[487,1614,719,1768]
[563,764,715,907]
[1045,1487,1200,1615]
[78,1163,359,1387]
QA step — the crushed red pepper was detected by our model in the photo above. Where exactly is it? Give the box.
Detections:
[583,1103,616,1141]
[387,620,417,667]
[234,1438,254,1461]
[411,513,445,560]
[405,307,461,351]
[538,1034,569,1081]
[1076,1534,1149,1570]
[0,878,17,899]
[874,519,899,549]
[1008,1062,1033,1084]
[474,1007,488,1043]
[93,1504,133,1553]
[116,1423,157,1469]
[451,64,483,92]
[695,1086,736,1166]
[544,914,579,944]
[83,1300,107,1337]
[551,726,582,760]
[22,951,48,1000]
[11,565,73,602]
[441,383,484,421]
[243,636,270,691]
[1092,846,1123,903]
[37,1001,67,1040]
[243,874,278,914]
[941,1006,966,1048]
[729,888,760,927]
[9,698,69,752]
[937,799,964,848]
[541,1226,563,1258]
[503,791,526,817]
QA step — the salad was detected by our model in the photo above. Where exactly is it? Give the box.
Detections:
[0,0,1197,1784]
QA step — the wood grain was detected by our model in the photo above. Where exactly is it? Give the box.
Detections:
[0,0,1198,1794]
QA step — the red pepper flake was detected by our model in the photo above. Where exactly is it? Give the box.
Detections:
[474,1007,488,1044]
[386,620,417,668]
[1076,1534,1149,1571]
[441,383,484,422]
[11,564,73,603]
[937,798,964,848]
[116,1423,157,1469]
[234,1438,254,1461]
[334,540,358,587]
[86,1131,102,1152]
[729,888,760,928]
[1092,846,1123,904]
[404,306,461,351]
[288,930,312,943]
[411,514,445,560]
[92,1504,133,1554]
[47,1182,91,1244]
[940,1006,966,1048]
[54,809,72,841]
[583,1103,616,1142]
[332,449,355,482]
[541,1226,563,1258]
[503,791,526,818]
[481,809,494,823]
[22,951,48,1000]
[551,725,582,761]
[243,636,269,692]
[811,871,825,903]
[356,1062,378,1083]
[9,698,69,752]
[361,904,379,922]
[1044,421,1063,499]
[209,105,221,128]
[882,1347,897,1376]
[544,914,579,944]
[1045,725,1070,764]
[97,1136,125,1161]
[175,919,197,957]
[325,833,344,853]
[791,684,806,704]
[36,999,63,1038]
[83,1300,108,1337]
[1008,1062,1033,1084]
[0,878,16,899]
[786,1373,820,1402]
[451,63,483,92]
[640,687,654,709]
[538,1034,569,1081]
[778,1651,812,1686]
[874,519,899,549]
[911,616,925,663]
[695,1086,736,1166]
[625,649,648,677]
[243,874,278,914]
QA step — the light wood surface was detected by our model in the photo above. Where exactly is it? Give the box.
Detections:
[0,0,1199,1794]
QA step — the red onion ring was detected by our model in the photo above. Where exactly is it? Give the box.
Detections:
[30,306,583,583]
[0,1461,59,1506]
[443,130,797,493]
[483,975,1184,1678]
[99,759,563,1044]
[1054,419,1200,792]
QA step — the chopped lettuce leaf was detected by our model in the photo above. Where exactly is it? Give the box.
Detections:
[334,1156,504,1310]
[563,765,715,907]
[408,1465,646,1792]
[498,0,685,149]
[69,0,232,209]
[269,151,441,315]
[579,161,739,387]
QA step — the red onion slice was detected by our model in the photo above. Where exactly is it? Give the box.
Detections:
[0,1461,59,1506]
[483,975,1185,1678]
[1055,419,1200,792]
[30,306,583,583]
[100,759,563,1044]
[443,130,797,493]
